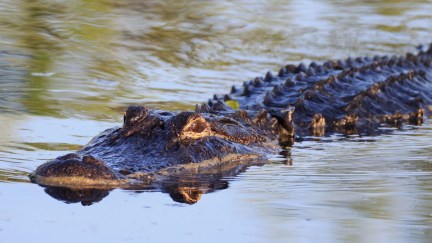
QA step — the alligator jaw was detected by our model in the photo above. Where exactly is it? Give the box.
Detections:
[31,151,276,189]
[30,153,126,189]
[29,173,127,189]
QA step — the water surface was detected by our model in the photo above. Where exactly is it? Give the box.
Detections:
[1,0,432,242]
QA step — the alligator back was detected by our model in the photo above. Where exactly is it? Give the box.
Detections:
[210,44,432,135]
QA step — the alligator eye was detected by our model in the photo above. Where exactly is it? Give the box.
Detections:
[186,118,207,133]
[179,114,212,140]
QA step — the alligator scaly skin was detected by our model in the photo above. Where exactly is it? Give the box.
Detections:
[31,43,432,192]
[209,45,432,135]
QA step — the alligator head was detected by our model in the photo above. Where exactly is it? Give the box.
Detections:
[31,105,294,188]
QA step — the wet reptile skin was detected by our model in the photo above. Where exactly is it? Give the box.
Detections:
[31,43,432,189]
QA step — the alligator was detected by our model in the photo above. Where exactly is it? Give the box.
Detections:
[30,43,432,204]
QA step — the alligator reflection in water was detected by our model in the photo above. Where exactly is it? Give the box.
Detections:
[42,174,229,206]
[40,155,292,205]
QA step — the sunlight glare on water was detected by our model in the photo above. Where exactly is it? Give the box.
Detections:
[0,0,432,242]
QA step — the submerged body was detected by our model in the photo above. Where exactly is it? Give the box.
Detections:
[31,44,432,190]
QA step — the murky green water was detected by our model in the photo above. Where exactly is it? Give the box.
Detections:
[1,0,432,242]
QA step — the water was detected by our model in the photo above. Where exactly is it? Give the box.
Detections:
[1,0,432,242]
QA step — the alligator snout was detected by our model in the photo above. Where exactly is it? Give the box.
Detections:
[30,153,120,188]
